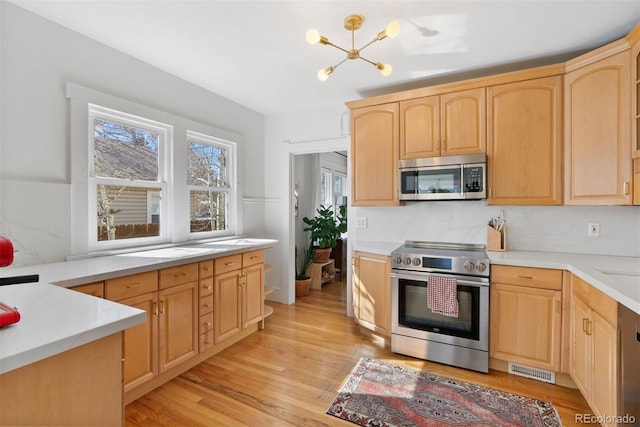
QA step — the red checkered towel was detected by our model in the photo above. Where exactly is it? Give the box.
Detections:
[427,275,459,318]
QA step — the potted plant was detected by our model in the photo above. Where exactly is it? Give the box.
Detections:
[303,205,343,262]
[295,244,314,296]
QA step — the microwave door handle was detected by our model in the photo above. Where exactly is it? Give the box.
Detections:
[459,164,465,196]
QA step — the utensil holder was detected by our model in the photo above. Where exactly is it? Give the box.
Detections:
[487,225,507,251]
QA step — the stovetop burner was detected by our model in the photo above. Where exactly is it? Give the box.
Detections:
[391,240,490,277]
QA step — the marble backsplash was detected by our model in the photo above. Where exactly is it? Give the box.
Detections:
[351,202,640,258]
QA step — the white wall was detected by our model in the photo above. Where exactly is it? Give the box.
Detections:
[0,2,266,265]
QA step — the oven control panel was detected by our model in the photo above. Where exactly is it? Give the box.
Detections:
[391,254,489,277]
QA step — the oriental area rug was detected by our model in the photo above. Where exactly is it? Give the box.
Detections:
[327,357,562,427]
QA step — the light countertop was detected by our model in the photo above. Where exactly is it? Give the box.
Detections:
[351,240,640,315]
[0,237,277,375]
[0,283,145,374]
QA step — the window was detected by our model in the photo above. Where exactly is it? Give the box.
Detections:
[320,167,347,218]
[187,131,235,236]
[89,105,169,248]
[68,83,241,254]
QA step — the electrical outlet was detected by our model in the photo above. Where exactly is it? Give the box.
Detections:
[588,223,600,237]
[355,217,368,228]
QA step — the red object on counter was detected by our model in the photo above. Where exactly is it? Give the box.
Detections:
[0,237,14,267]
[0,301,20,327]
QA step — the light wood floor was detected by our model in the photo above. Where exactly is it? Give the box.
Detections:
[125,280,592,426]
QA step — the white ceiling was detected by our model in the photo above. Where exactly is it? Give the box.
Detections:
[9,0,640,115]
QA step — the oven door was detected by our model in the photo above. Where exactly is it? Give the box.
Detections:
[391,270,489,351]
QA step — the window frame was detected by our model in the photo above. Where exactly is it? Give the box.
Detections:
[67,82,242,256]
[186,130,236,239]
[87,104,172,251]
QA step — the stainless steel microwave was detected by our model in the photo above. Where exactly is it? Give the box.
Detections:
[398,154,486,201]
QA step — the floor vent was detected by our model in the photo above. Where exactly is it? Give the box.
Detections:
[508,362,555,384]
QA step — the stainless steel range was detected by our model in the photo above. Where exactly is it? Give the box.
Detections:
[391,241,490,373]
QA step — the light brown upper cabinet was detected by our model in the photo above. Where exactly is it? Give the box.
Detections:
[565,50,631,205]
[487,76,563,205]
[631,27,640,160]
[399,88,486,159]
[631,30,640,204]
[350,103,401,206]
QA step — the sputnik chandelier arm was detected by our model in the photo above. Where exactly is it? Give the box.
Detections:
[306,14,400,81]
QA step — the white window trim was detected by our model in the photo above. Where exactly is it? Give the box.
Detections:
[186,130,237,240]
[66,82,243,257]
[88,104,172,251]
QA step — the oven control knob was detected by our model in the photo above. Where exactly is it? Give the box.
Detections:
[412,258,421,266]
[393,256,402,265]
[475,262,487,272]
[464,261,475,272]
[403,257,412,265]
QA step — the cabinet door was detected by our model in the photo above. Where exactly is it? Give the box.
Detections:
[565,51,631,205]
[351,103,400,206]
[159,281,198,372]
[243,264,264,328]
[119,292,158,392]
[592,312,618,426]
[571,296,592,400]
[487,76,563,205]
[215,270,242,343]
[352,252,391,336]
[441,88,486,156]
[633,39,640,160]
[490,283,562,371]
[400,96,440,159]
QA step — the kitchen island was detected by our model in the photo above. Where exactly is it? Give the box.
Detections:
[0,283,145,425]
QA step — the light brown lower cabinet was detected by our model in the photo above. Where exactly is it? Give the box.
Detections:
[214,251,265,344]
[490,266,563,371]
[105,264,198,392]
[0,332,123,426]
[570,274,619,427]
[352,251,391,336]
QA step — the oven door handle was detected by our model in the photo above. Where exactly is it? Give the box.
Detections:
[391,271,489,287]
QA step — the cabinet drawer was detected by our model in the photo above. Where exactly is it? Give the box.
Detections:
[492,265,562,290]
[199,260,214,278]
[159,263,199,289]
[200,276,214,297]
[215,254,242,275]
[105,271,158,301]
[199,294,214,315]
[199,312,214,335]
[71,282,104,298]
[199,329,214,353]
[242,250,264,267]
[573,275,618,326]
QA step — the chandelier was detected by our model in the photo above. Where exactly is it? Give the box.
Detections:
[306,14,400,81]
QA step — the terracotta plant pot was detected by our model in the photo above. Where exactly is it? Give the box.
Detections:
[295,278,311,297]
[312,247,332,262]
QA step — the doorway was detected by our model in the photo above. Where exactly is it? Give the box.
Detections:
[293,151,348,309]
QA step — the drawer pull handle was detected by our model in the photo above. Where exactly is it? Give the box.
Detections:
[173,272,186,278]
[203,285,212,290]
[225,261,236,266]
[125,282,143,288]
[517,275,534,279]
[250,256,258,260]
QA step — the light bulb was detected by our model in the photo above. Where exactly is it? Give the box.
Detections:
[306,29,321,44]
[317,67,334,81]
[385,21,401,38]
[378,63,392,76]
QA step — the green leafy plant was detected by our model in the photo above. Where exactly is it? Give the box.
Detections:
[295,244,314,280]
[303,205,343,249]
